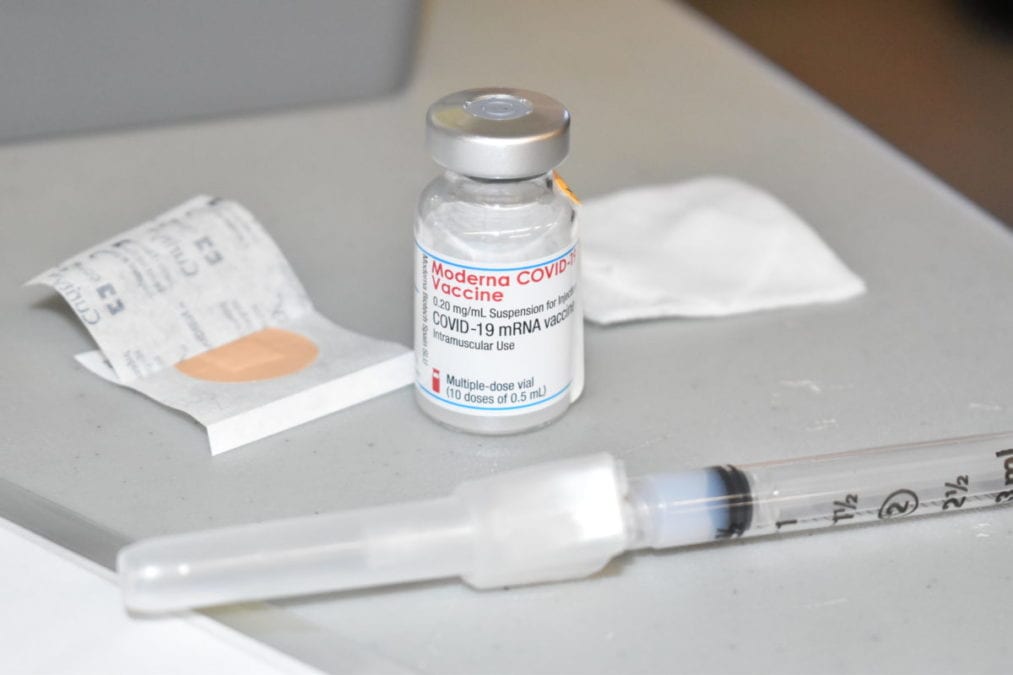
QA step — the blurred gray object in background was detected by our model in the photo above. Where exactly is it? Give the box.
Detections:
[0,0,420,143]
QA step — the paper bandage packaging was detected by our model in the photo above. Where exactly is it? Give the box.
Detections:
[30,196,412,454]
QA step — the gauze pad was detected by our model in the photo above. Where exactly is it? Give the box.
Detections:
[30,196,413,454]
[580,177,865,323]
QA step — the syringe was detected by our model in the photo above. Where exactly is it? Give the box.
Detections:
[119,431,1013,613]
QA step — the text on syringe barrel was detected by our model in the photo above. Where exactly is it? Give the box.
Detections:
[630,433,1013,549]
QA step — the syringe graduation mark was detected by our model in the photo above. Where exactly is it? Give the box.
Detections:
[787,490,1001,527]
[994,448,1013,503]
[942,474,970,510]
[945,479,969,494]
[832,494,859,523]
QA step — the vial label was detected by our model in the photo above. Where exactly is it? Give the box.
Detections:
[415,241,578,415]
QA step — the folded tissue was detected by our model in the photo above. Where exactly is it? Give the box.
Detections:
[580,177,865,324]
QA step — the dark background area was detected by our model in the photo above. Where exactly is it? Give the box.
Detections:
[686,0,1013,227]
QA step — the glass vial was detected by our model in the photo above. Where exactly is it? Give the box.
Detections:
[414,88,583,434]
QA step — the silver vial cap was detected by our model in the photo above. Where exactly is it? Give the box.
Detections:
[426,87,570,180]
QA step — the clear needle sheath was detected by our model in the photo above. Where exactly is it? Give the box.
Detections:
[119,432,1013,613]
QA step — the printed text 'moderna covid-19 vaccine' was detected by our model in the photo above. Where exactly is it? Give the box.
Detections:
[414,88,584,434]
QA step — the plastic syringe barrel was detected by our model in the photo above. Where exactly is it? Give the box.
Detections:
[628,432,1013,550]
[119,453,631,613]
[740,432,1013,538]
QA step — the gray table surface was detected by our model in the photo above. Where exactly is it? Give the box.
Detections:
[3,1,1013,673]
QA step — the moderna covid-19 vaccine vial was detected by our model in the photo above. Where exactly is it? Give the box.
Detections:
[414,88,583,434]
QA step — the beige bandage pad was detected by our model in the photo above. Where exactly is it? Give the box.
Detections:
[176,328,319,383]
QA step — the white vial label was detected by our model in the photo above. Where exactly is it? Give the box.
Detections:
[415,241,578,415]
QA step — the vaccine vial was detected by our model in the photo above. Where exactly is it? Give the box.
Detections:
[414,88,583,434]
